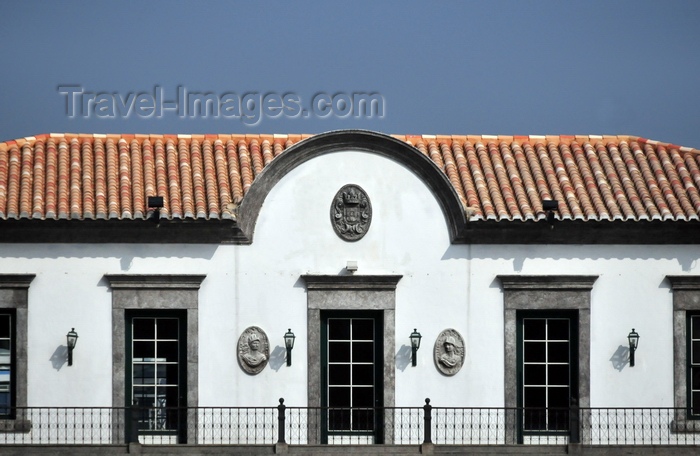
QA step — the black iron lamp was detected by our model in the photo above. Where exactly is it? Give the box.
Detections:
[542,199,559,227]
[628,328,640,367]
[284,329,296,366]
[147,196,164,223]
[66,328,78,366]
[410,329,422,367]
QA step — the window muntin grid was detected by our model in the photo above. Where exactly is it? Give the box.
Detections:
[327,317,375,432]
[522,317,571,432]
[0,313,12,415]
[131,317,181,433]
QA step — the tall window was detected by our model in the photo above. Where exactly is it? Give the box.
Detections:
[0,311,13,416]
[519,312,577,433]
[668,276,700,424]
[689,313,700,417]
[326,316,376,432]
[107,274,204,444]
[302,274,400,445]
[126,311,186,442]
[499,275,595,444]
[321,310,384,443]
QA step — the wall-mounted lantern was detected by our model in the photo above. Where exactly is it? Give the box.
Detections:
[410,329,422,367]
[66,328,78,366]
[284,329,296,366]
[628,328,640,367]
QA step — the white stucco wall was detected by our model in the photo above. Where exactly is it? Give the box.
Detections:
[0,148,696,410]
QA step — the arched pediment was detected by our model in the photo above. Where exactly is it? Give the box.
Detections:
[237,130,467,243]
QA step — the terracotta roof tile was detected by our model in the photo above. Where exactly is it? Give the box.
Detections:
[439,141,466,207]
[1,133,699,225]
[478,141,510,219]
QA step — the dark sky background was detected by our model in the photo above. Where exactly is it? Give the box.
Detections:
[2,1,699,147]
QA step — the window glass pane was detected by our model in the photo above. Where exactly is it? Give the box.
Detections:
[157,319,179,340]
[0,315,10,338]
[328,342,350,362]
[548,342,569,363]
[523,408,546,430]
[164,364,178,385]
[352,342,374,363]
[352,319,374,340]
[524,342,546,362]
[523,319,545,340]
[0,340,10,353]
[133,318,155,339]
[352,386,374,407]
[353,364,374,386]
[548,386,570,409]
[162,386,179,408]
[133,365,154,384]
[692,316,700,339]
[133,386,155,407]
[157,341,179,362]
[328,319,350,340]
[133,341,155,360]
[548,364,570,386]
[328,387,350,407]
[548,319,569,340]
[523,386,546,408]
[693,341,700,365]
[329,408,351,431]
[163,406,182,431]
[0,392,10,414]
[693,392,700,416]
[548,406,569,431]
[0,366,10,412]
[329,364,350,386]
[692,367,700,390]
[352,408,374,431]
[524,364,546,386]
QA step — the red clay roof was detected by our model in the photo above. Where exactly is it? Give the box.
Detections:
[1,133,699,222]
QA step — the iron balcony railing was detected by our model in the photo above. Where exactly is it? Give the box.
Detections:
[0,400,700,446]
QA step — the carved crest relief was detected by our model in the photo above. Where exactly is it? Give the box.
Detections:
[331,184,372,241]
[237,326,270,375]
[434,328,465,376]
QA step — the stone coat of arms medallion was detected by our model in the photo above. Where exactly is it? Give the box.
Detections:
[331,184,372,241]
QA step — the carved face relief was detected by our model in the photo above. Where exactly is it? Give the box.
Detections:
[331,184,372,242]
[237,326,270,375]
[434,329,465,376]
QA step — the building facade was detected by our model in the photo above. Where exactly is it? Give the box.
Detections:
[0,130,699,453]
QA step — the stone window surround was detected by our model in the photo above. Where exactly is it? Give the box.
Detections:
[667,275,700,431]
[105,274,205,442]
[0,275,34,432]
[301,274,401,443]
[498,275,597,413]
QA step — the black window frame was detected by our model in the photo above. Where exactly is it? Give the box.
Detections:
[125,309,188,443]
[320,310,384,443]
[517,310,578,438]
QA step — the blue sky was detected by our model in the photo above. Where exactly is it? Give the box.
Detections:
[2,1,699,147]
